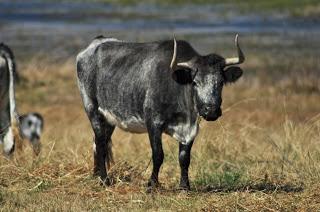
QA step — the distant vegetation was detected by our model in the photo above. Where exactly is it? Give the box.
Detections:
[46,0,320,17]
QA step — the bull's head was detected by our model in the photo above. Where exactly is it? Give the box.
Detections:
[170,35,245,121]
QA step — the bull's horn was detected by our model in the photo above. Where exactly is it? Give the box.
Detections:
[225,34,245,66]
[178,62,192,67]
[170,37,177,70]
[170,37,193,70]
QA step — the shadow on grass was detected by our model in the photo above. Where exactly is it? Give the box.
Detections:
[198,182,304,193]
[192,169,304,194]
[144,182,304,195]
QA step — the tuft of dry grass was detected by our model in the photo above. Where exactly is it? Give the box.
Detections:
[0,52,320,210]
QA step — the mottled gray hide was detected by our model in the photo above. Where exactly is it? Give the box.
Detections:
[76,36,244,189]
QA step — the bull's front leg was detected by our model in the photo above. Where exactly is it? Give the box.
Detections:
[146,122,164,188]
[179,140,194,190]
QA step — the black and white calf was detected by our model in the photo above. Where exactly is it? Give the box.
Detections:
[0,43,44,156]
[19,113,44,155]
[76,35,245,189]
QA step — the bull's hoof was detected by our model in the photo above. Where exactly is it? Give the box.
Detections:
[93,171,111,186]
[179,182,191,191]
[178,185,191,191]
[146,180,161,193]
[99,176,111,186]
[147,179,160,188]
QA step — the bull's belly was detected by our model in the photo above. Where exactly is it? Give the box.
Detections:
[98,107,146,133]
[98,107,199,144]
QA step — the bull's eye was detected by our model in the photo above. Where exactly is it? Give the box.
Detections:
[28,120,32,127]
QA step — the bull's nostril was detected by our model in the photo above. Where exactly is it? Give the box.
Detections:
[202,106,210,114]
[201,105,222,118]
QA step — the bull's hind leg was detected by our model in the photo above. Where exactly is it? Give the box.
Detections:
[91,111,114,185]
[178,140,194,190]
[83,100,114,185]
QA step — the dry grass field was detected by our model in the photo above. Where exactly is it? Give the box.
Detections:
[0,34,320,211]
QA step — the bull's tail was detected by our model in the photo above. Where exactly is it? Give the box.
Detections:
[0,43,21,153]
[0,43,18,83]
[106,139,114,170]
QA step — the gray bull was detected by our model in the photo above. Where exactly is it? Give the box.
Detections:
[76,35,245,190]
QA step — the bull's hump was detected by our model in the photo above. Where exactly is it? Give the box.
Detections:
[76,37,122,62]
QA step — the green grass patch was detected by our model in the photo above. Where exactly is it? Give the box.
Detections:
[194,167,248,189]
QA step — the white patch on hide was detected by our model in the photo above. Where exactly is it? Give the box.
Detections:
[93,142,96,154]
[98,107,146,133]
[179,150,186,158]
[170,121,199,145]
[3,127,14,154]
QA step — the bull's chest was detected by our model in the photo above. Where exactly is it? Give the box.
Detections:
[166,118,199,145]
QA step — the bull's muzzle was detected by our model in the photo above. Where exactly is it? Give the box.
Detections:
[202,107,222,121]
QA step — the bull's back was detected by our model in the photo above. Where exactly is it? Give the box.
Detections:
[77,38,156,86]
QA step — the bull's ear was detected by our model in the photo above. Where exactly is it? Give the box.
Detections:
[224,66,243,84]
[172,68,194,84]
